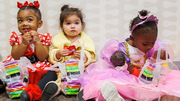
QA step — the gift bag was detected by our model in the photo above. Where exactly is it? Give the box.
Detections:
[60,59,81,95]
[45,40,85,95]
[0,57,35,99]
[61,40,85,95]
[139,45,178,86]
[44,59,82,95]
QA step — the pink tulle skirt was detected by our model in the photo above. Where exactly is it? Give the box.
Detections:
[79,60,180,101]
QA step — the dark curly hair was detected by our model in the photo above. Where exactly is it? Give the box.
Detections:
[110,51,126,67]
[129,10,158,36]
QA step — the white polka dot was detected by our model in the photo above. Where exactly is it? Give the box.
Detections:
[47,10,59,17]
[0,22,6,29]
[10,8,18,16]
[10,18,17,25]
[9,0,17,6]
[11,27,18,32]
[36,63,40,67]
[0,3,5,11]
[11,38,15,41]
[69,0,80,6]
[0,41,7,48]
[0,32,6,38]
[124,23,129,31]
[124,14,134,21]
[48,19,56,27]
[1,50,9,59]
[0,13,5,20]
[46,1,61,7]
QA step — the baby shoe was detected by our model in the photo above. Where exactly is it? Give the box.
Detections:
[41,81,60,101]
[100,82,125,101]
[20,91,32,101]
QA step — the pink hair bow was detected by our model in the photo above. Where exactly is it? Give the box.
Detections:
[131,15,158,34]
[139,14,149,20]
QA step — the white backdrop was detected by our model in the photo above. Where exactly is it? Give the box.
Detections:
[0,0,180,61]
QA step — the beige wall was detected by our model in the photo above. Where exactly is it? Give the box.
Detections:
[0,0,180,61]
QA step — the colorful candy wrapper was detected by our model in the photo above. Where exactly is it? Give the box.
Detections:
[0,57,32,99]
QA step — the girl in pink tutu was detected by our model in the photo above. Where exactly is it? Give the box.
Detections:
[78,10,180,101]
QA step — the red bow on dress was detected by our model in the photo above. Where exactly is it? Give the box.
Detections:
[17,1,40,9]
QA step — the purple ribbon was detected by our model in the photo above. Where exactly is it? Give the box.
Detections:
[4,60,18,66]
[131,15,159,34]
[7,81,23,89]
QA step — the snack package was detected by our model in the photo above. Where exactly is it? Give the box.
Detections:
[139,45,178,86]
[0,57,33,99]
[61,59,81,95]
[45,40,85,95]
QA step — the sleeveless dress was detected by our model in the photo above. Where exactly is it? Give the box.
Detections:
[79,39,180,101]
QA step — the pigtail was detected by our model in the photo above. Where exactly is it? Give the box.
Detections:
[139,10,149,17]
[61,5,69,12]
[138,10,150,20]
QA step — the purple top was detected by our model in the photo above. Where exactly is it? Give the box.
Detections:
[100,38,164,65]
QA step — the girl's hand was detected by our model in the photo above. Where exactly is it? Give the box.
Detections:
[74,50,87,62]
[127,61,142,73]
[22,32,32,45]
[30,30,40,43]
[127,63,134,73]
[131,61,142,69]
[74,50,81,59]
[56,49,70,58]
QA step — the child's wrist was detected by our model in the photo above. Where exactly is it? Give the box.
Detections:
[34,40,41,45]
[83,54,87,62]
[21,42,28,46]
[54,50,61,61]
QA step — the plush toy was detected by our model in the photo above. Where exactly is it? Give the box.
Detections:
[110,51,140,77]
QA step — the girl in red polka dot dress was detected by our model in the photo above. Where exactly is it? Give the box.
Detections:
[3,1,57,101]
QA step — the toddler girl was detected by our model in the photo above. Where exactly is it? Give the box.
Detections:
[79,10,180,101]
[3,1,57,101]
[41,5,96,101]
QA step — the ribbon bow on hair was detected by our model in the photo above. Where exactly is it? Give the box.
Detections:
[17,1,40,9]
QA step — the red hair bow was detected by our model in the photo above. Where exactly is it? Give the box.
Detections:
[34,1,40,9]
[17,1,40,9]
[29,2,33,7]
[17,2,22,8]
[23,1,28,6]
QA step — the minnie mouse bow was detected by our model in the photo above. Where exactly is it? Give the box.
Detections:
[17,1,40,9]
